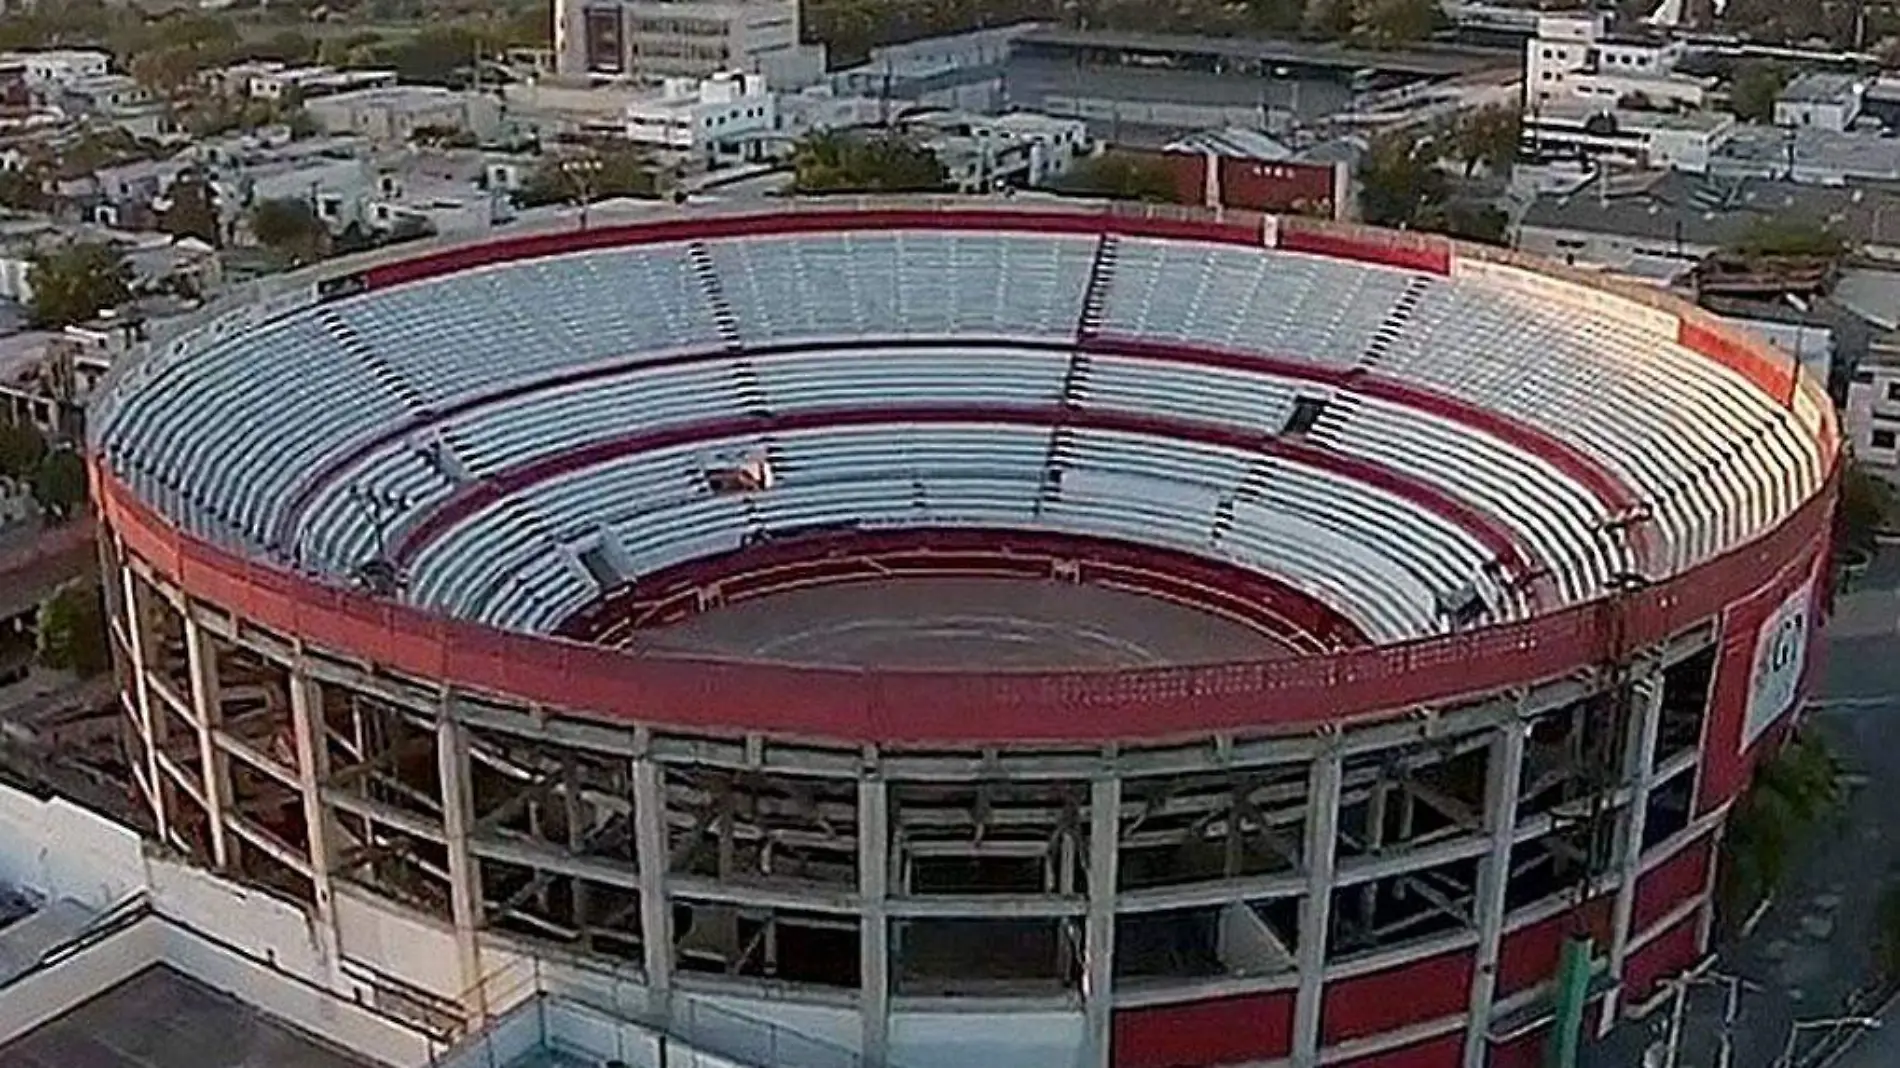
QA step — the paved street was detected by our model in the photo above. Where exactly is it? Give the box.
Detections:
[1582,554,1900,1068]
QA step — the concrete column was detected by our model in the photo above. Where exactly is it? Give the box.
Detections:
[288,669,339,920]
[1291,750,1344,1068]
[119,566,168,843]
[1083,776,1122,1068]
[1463,716,1530,1068]
[859,777,891,1066]
[633,756,674,998]
[1599,671,1665,1033]
[436,711,486,1020]
[183,617,231,870]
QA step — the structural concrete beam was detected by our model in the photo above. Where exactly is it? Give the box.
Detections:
[859,776,891,1066]
[184,617,231,871]
[436,711,486,1021]
[1463,713,1529,1068]
[1083,775,1122,1068]
[1599,670,1665,1033]
[1291,749,1343,1068]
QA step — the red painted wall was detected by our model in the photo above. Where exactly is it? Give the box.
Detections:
[1111,149,1343,219]
[1111,989,1294,1068]
[1496,899,1611,1000]
[1624,914,1702,1003]
[1698,551,1824,813]
[1323,951,1474,1045]
[1217,157,1340,218]
[1633,836,1713,936]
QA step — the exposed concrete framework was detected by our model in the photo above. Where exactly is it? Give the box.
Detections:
[105,534,1725,1068]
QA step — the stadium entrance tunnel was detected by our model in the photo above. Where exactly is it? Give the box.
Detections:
[89,201,1839,1068]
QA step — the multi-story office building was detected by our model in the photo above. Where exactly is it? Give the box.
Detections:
[553,0,823,88]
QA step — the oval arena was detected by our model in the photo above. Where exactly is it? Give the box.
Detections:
[90,200,1837,1068]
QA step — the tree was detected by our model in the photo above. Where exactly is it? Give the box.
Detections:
[160,170,220,247]
[36,580,109,677]
[1731,215,1848,259]
[1720,731,1847,924]
[0,165,48,212]
[1055,153,1182,203]
[1448,105,1521,177]
[27,243,130,328]
[1835,460,1895,553]
[0,419,45,480]
[1358,0,1442,45]
[1357,132,1448,228]
[1730,61,1790,123]
[31,447,87,522]
[250,197,327,264]
[792,132,948,195]
[517,147,659,208]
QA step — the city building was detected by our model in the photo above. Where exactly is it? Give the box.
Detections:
[1774,72,1865,132]
[246,64,398,103]
[623,70,775,162]
[552,0,824,89]
[1522,14,1709,113]
[828,22,1033,115]
[304,86,504,144]
[1847,335,1900,479]
[0,49,109,91]
[1519,102,1735,171]
[1516,171,1900,271]
[901,108,1090,191]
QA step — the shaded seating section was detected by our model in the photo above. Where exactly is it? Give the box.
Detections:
[1377,281,1821,575]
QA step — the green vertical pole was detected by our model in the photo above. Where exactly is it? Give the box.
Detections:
[1545,934,1594,1068]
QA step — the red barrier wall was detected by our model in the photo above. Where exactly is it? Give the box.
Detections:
[1323,951,1474,1045]
[567,527,1365,650]
[1111,989,1295,1068]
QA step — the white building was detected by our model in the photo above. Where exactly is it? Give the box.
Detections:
[247,65,397,103]
[903,109,1090,192]
[1523,15,1708,113]
[0,49,109,91]
[1848,337,1900,478]
[553,0,823,88]
[305,86,503,144]
[1520,103,1735,171]
[1773,72,1864,132]
[623,70,774,160]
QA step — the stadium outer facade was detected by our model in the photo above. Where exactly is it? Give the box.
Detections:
[88,200,1837,1068]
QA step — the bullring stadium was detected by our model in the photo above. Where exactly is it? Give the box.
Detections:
[86,199,1837,1068]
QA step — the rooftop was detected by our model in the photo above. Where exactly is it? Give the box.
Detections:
[1712,124,1900,183]
[1778,71,1863,105]
[1013,27,1506,77]
[0,967,376,1068]
[1520,170,1900,249]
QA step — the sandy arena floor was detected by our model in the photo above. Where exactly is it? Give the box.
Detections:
[639,576,1288,669]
